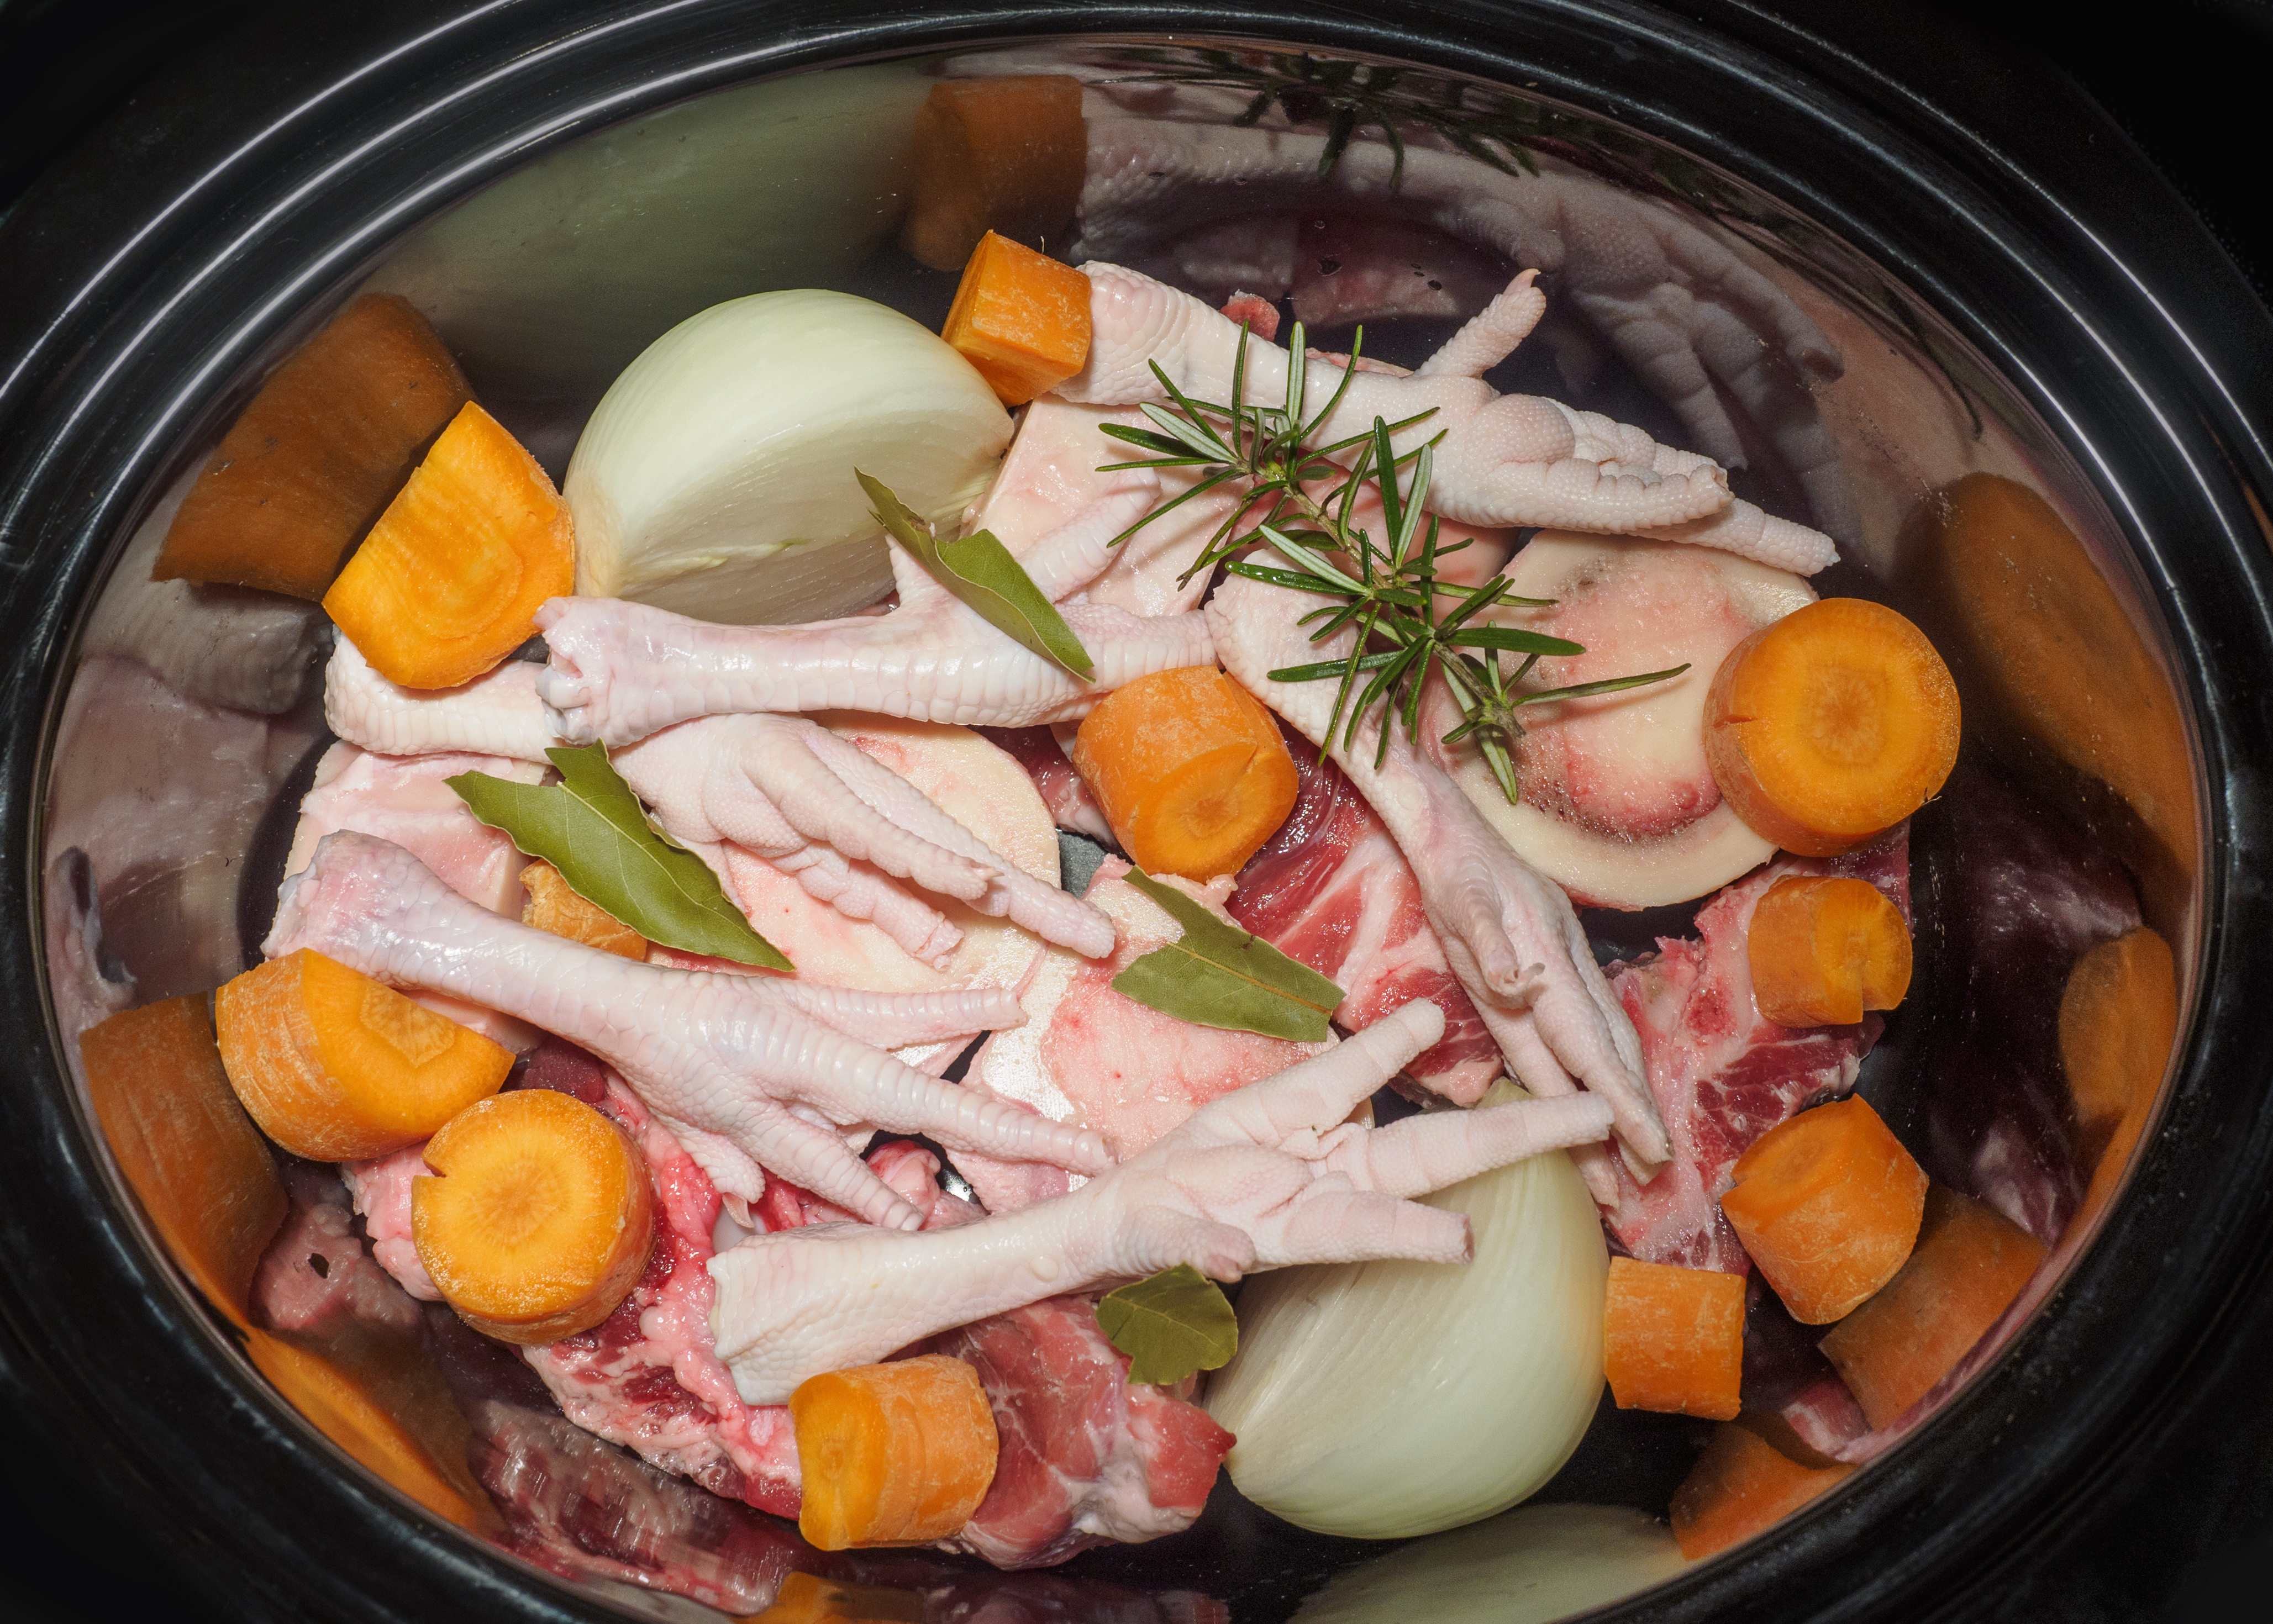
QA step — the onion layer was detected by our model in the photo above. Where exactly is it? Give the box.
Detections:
[1204,1082,1608,1538]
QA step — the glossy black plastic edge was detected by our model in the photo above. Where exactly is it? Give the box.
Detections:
[0,3,2266,1620]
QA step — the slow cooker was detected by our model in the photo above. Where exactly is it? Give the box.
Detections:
[2,3,2269,1620]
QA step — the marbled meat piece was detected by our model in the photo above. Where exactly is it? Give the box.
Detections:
[1229,734,1501,1103]
[1602,826,1911,1273]
[939,1296,1235,1570]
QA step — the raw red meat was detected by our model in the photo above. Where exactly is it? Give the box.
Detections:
[939,1296,1235,1570]
[1601,826,1911,1274]
[1229,735,1502,1103]
[981,725,1114,842]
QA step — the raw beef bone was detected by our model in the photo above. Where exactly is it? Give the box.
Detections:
[1912,764,2143,1246]
[1229,734,1501,1104]
[1435,532,1816,911]
[955,856,1334,1213]
[940,1298,1234,1570]
[1600,827,1911,1274]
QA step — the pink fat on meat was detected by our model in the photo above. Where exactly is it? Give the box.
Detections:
[940,1297,1234,1570]
[1603,825,1911,1273]
[1229,735,1501,1104]
[956,857,1332,1211]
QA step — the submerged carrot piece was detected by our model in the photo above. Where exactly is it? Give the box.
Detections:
[245,1328,498,1535]
[1669,1419,1857,1560]
[412,1087,655,1344]
[1720,1095,1927,1325]
[791,1354,1001,1550]
[2061,928,2178,1167]
[743,1572,928,1624]
[902,76,1086,273]
[1704,598,1960,856]
[1071,666,1300,880]
[322,400,575,689]
[155,293,472,598]
[943,231,1093,406]
[523,860,649,961]
[1818,1185,2047,1429]
[1603,1257,1745,1420]
[80,996,290,1328]
[1748,876,1913,1027]
[215,948,513,1161]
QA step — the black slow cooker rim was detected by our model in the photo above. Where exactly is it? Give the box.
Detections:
[2,3,2268,1620]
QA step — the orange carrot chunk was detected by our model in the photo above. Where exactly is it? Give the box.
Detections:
[791,1354,1001,1550]
[1704,598,1960,856]
[1603,1256,1746,1420]
[1818,1185,2047,1429]
[902,76,1086,273]
[1071,666,1301,880]
[523,860,650,961]
[245,1328,498,1534]
[79,996,290,1329]
[2061,928,2178,1167]
[412,1088,655,1344]
[1720,1095,1928,1325]
[154,293,472,598]
[322,400,576,689]
[942,231,1094,407]
[1669,1420,1857,1560]
[215,948,513,1161]
[1748,875,1913,1027]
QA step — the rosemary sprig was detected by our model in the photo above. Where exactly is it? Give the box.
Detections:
[1098,321,1686,802]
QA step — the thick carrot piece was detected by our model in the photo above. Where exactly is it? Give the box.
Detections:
[1909,474,2193,881]
[1818,1185,2047,1429]
[412,1087,655,1344]
[1705,598,1960,856]
[790,1354,1001,1549]
[1748,876,1913,1027]
[1603,1257,1745,1420]
[943,231,1093,406]
[1669,1420,1856,1560]
[245,1328,498,1535]
[902,76,1086,273]
[1071,666,1301,880]
[741,1573,928,1624]
[322,400,576,689]
[154,293,472,598]
[79,996,288,1329]
[2061,928,2178,1168]
[216,948,513,1161]
[523,859,650,961]
[1720,1095,1927,1325]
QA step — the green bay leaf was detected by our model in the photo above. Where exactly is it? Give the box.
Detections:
[1097,1263,1239,1386]
[449,743,792,972]
[1112,869,1343,1042]
[858,469,1096,679]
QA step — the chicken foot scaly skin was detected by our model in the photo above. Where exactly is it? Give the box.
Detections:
[1208,573,1667,1201]
[709,1001,1613,1402]
[536,486,1214,748]
[266,832,1109,1227]
[323,639,1114,963]
[615,716,1116,962]
[1059,263,1838,577]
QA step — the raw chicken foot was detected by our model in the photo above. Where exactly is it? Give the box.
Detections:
[536,486,1214,747]
[323,639,1113,962]
[1208,573,1668,1199]
[266,831,1109,1226]
[1060,262,1837,575]
[709,1001,1613,1401]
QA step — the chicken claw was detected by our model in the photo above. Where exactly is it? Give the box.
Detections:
[708,1000,1613,1401]
[265,831,1107,1228]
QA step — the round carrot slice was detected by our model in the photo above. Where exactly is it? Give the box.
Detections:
[412,1088,654,1344]
[1704,598,1960,856]
[1748,875,1913,1027]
